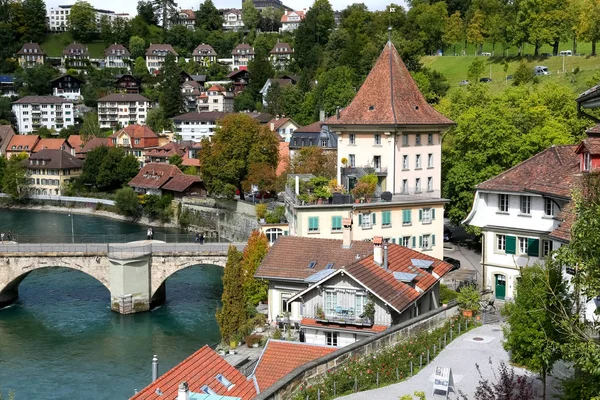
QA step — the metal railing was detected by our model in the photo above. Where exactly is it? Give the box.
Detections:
[3,232,225,244]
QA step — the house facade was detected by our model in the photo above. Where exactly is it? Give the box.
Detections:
[173,111,227,142]
[269,42,294,69]
[62,43,90,69]
[231,44,254,70]
[115,74,141,93]
[222,9,244,31]
[268,116,300,142]
[288,121,337,159]
[12,96,74,134]
[280,10,305,32]
[51,74,84,101]
[16,43,46,68]
[104,44,130,69]
[25,149,83,196]
[192,44,217,66]
[145,44,178,73]
[109,124,159,166]
[227,69,250,94]
[168,9,195,30]
[197,85,234,113]
[97,93,150,128]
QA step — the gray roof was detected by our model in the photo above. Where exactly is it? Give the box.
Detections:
[16,42,45,56]
[104,44,131,57]
[172,111,229,122]
[193,44,217,57]
[290,126,338,150]
[12,96,72,104]
[27,149,83,169]
[97,93,150,102]
[63,43,89,57]
[146,44,178,56]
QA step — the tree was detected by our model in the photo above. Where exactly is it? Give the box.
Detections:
[159,53,184,118]
[2,152,28,199]
[294,0,335,72]
[466,10,486,54]
[264,81,284,115]
[467,57,485,82]
[129,36,147,60]
[411,67,450,104]
[168,154,183,169]
[80,146,139,191]
[241,230,269,306]
[137,0,158,25]
[133,56,151,82]
[114,187,142,218]
[443,11,464,55]
[291,147,337,179]
[216,245,246,342]
[99,15,113,46]
[199,114,279,200]
[69,1,97,42]
[242,0,260,34]
[502,263,567,399]
[146,107,174,133]
[576,0,600,55]
[196,0,222,31]
[512,62,535,86]
[111,17,131,46]
[80,112,102,142]
[0,98,17,129]
[246,47,273,102]
[153,0,177,28]
[15,64,59,96]
[21,0,47,43]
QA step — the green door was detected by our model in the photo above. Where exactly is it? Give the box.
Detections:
[495,274,506,300]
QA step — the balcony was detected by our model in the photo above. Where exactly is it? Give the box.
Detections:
[342,166,387,177]
[314,304,373,327]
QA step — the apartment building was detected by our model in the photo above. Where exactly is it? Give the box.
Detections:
[168,9,195,30]
[197,85,233,113]
[280,10,305,32]
[172,111,270,142]
[97,93,150,129]
[109,124,159,166]
[47,4,120,32]
[268,116,300,142]
[12,96,74,134]
[231,44,254,69]
[16,43,46,68]
[105,44,130,69]
[269,42,293,69]
[62,43,90,69]
[25,149,83,196]
[192,44,217,66]
[50,74,84,101]
[145,44,178,74]
[222,9,244,31]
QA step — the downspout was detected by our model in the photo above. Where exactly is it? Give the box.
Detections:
[481,234,486,291]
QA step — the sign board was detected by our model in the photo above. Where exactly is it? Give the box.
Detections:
[432,366,454,399]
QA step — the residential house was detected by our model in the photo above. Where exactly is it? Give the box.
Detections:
[32,138,74,155]
[198,85,234,113]
[192,44,217,66]
[12,96,74,134]
[4,134,40,159]
[168,9,195,30]
[62,43,90,69]
[109,124,159,166]
[77,137,110,159]
[128,163,205,197]
[288,120,337,159]
[104,44,130,69]
[255,235,452,346]
[16,42,46,68]
[269,42,294,69]
[25,149,83,196]
[181,80,203,112]
[231,44,254,70]
[227,69,250,94]
[115,74,141,94]
[173,111,270,142]
[268,116,300,142]
[0,125,16,157]
[259,77,295,107]
[97,93,151,129]
[222,9,244,31]
[145,142,185,164]
[50,74,84,101]
[280,9,305,32]
[0,75,16,97]
[66,135,83,156]
[146,44,178,74]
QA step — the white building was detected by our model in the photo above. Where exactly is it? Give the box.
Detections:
[105,44,131,69]
[172,111,227,142]
[268,116,300,142]
[168,9,195,30]
[269,42,293,70]
[47,4,120,32]
[12,96,74,134]
[222,9,244,31]
[280,10,305,32]
[146,44,178,74]
[197,85,233,113]
[231,44,254,70]
[50,74,84,102]
[97,93,151,129]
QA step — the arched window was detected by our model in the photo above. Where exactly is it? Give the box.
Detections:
[265,228,283,244]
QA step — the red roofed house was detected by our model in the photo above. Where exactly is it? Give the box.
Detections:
[5,134,40,159]
[128,163,205,197]
[32,138,73,154]
[130,345,256,400]
[77,137,110,160]
[168,9,196,30]
[109,124,159,167]
[280,9,305,32]
[145,142,187,164]
[0,125,16,157]
[255,232,452,347]
[198,85,234,113]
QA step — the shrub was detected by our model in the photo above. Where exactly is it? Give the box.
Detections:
[440,284,458,304]
[456,284,481,312]
[114,187,141,218]
[245,334,262,347]
[256,203,268,220]
[272,327,282,339]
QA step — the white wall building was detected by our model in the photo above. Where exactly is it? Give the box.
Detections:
[222,9,244,31]
[146,44,178,74]
[105,44,131,69]
[12,96,74,134]
[172,111,227,142]
[280,10,305,32]
[97,93,151,129]
[47,4,121,32]
[197,85,233,113]
[231,44,254,69]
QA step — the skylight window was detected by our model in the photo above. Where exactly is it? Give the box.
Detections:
[201,385,217,395]
[325,263,334,269]
[308,261,317,269]
[216,374,234,390]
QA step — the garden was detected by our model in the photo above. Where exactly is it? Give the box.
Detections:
[289,174,379,205]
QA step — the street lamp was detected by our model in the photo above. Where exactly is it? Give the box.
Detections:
[68,212,74,243]
[216,209,220,243]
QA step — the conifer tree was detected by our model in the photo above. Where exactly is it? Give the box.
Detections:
[216,245,246,342]
[159,53,184,118]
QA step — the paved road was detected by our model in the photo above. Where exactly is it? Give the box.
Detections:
[338,323,560,400]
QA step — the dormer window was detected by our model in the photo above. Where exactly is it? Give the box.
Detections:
[584,152,591,171]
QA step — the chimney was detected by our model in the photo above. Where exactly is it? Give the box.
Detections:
[383,242,388,271]
[319,110,325,122]
[336,107,340,119]
[285,10,288,15]
[342,217,353,248]
[177,382,190,400]
[295,175,300,195]
[373,236,383,265]
[270,122,275,131]
[152,355,159,382]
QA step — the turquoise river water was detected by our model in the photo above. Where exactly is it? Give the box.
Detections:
[0,209,223,399]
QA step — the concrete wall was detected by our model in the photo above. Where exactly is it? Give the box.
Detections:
[255,303,460,400]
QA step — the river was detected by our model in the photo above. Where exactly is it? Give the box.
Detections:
[0,209,223,399]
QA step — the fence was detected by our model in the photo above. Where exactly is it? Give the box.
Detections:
[5,232,226,244]
[0,193,115,205]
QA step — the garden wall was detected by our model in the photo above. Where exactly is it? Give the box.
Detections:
[255,303,460,400]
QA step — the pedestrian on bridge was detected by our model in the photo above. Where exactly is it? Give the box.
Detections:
[1,232,4,243]
[199,233,204,245]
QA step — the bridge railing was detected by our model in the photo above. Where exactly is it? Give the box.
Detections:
[0,243,110,254]
[0,242,245,255]
[4,233,223,244]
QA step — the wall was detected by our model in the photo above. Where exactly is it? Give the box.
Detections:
[394,131,442,194]
[255,303,460,400]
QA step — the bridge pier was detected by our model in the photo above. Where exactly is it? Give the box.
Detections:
[109,253,156,314]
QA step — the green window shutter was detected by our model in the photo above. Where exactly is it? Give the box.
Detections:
[412,237,416,248]
[392,238,396,244]
[383,211,391,225]
[284,230,288,235]
[419,209,423,221]
[419,236,423,248]
[372,213,376,225]
[432,234,436,246]
[358,214,363,225]
[315,217,319,230]
[528,238,540,257]
[308,217,314,230]
[506,236,516,255]
[432,209,436,219]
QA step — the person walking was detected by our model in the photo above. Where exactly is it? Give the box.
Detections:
[0,232,4,243]
[199,233,204,245]
[147,228,152,240]
[195,233,200,243]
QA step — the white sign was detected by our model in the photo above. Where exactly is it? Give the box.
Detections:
[432,366,455,399]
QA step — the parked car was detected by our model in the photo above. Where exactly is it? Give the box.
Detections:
[443,256,461,272]
[506,75,513,80]
[479,77,492,83]
[534,66,550,76]
[459,80,470,86]
[444,228,453,242]
[558,50,572,56]
[481,52,492,56]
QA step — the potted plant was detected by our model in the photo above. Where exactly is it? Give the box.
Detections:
[316,304,325,320]
[216,342,229,356]
[456,284,481,317]
[314,186,332,204]
[360,297,375,324]
[245,334,262,348]
[254,313,267,333]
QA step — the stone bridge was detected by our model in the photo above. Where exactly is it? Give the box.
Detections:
[0,242,245,314]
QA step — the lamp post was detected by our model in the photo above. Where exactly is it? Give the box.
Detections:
[68,212,74,243]
[216,209,220,243]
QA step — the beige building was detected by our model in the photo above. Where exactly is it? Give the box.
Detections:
[97,93,151,129]
[146,44,178,73]
[16,43,46,68]
[26,149,83,196]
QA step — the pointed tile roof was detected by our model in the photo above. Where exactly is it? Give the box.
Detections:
[327,42,454,127]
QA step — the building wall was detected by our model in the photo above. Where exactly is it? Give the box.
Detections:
[106,56,129,69]
[12,102,74,134]
[175,120,217,142]
[18,55,45,68]
[98,100,149,128]
[303,328,366,347]
[267,281,307,321]
[26,167,82,196]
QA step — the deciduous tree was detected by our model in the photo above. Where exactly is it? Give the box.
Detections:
[69,1,97,42]
[242,0,260,34]
[291,147,337,179]
[443,11,464,55]
[146,106,174,133]
[115,187,142,218]
[241,230,269,306]
[216,245,246,342]
[294,0,335,73]
[129,36,147,60]
[21,0,47,43]
[137,0,158,25]
[2,152,28,199]
[196,0,222,31]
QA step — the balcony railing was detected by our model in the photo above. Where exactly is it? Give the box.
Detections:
[315,304,373,327]
[342,166,388,176]
[284,186,381,206]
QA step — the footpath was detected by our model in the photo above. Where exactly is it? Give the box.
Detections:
[337,323,560,400]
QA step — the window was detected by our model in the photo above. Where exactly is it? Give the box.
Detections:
[428,153,433,168]
[543,240,553,256]
[584,152,591,171]
[402,155,409,169]
[415,134,421,145]
[374,156,381,169]
[359,213,372,229]
[402,236,411,247]
[326,331,338,346]
[519,237,528,254]
[421,234,433,250]
[374,134,381,145]
[402,209,411,225]
[497,234,506,251]
[520,196,531,214]
[331,216,342,232]
[382,211,391,227]
[544,199,555,216]
[420,208,435,224]
[402,179,408,194]
[349,154,355,167]
[355,293,367,316]
[325,291,337,315]
[498,194,509,212]
[402,134,408,146]
[308,216,319,232]
[415,178,421,193]
[265,228,284,243]
[415,154,421,169]
[427,177,433,192]
[428,133,433,145]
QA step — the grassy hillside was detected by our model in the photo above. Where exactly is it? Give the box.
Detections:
[422,54,600,94]
[40,32,106,58]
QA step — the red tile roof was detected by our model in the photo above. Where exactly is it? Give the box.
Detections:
[145,142,185,158]
[476,145,580,198]
[326,42,453,127]
[67,135,83,151]
[300,318,388,334]
[111,124,158,139]
[80,137,110,154]
[161,174,203,192]
[33,138,70,152]
[182,152,200,167]
[7,134,40,151]
[268,117,294,132]
[128,163,182,190]
[549,201,575,242]
[281,10,305,23]
[575,136,600,155]
[255,236,374,281]
[295,121,322,133]
[131,345,256,400]
[252,340,335,392]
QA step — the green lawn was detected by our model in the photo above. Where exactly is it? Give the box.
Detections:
[40,32,107,58]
